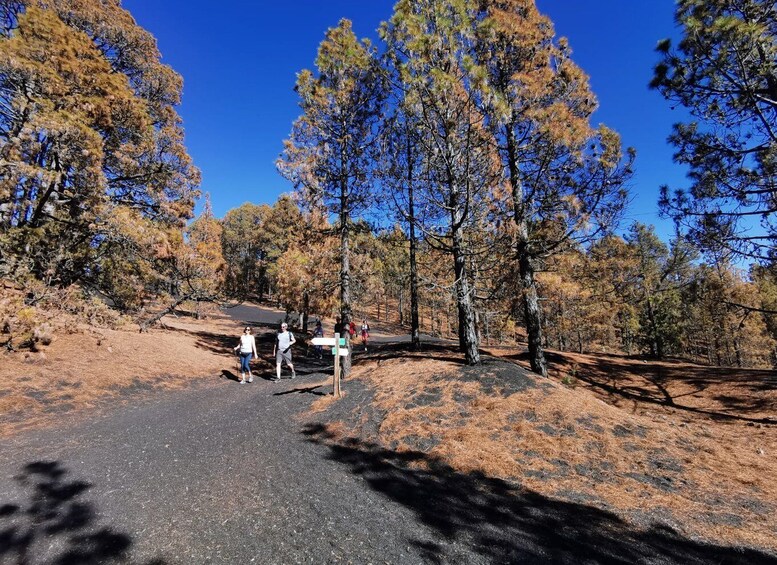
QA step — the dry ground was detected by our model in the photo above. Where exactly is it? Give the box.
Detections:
[0,306,245,435]
[308,342,777,554]
[2,307,775,555]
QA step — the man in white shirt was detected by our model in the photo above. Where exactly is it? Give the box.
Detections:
[272,322,296,381]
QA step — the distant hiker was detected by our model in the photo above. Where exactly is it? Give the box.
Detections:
[349,320,357,339]
[334,316,345,337]
[272,322,296,381]
[233,326,257,384]
[313,320,324,359]
[360,319,370,351]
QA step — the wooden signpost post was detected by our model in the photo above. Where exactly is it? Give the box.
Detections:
[311,334,347,398]
[333,332,341,398]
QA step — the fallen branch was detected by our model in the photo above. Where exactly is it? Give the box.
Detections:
[138,294,193,333]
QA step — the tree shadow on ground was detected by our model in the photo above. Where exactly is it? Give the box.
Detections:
[354,340,469,366]
[167,326,276,357]
[0,461,164,565]
[170,320,316,360]
[273,384,329,397]
[507,350,777,425]
[302,423,777,565]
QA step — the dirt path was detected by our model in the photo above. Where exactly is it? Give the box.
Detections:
[0,304,775,564]
[0,304,454,564]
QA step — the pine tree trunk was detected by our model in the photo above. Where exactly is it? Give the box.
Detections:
[645,294,663,358]
[302,290,309,332]
[518,239,547,376]
[452,219,480,365]
[139,294,191,332]
[506,123,547,377]
[339,175,352,377]
[406,136,421,350]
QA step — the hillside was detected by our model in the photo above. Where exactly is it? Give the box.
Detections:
[0,307,236,435]
[305,347,776,554]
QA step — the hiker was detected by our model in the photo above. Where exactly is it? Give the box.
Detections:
[272,322,296,381]
[233,326,257,384]
[360,319,370,351]
[334,316,345,337]
[349,320,357,339]
[313,320,324,359]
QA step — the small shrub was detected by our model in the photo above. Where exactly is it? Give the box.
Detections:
[561,375,578,388]
[561,363,580,388]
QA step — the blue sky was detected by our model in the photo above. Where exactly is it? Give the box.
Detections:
[123,0,684,239]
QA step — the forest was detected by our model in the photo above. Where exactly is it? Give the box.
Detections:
[1,0,775,372]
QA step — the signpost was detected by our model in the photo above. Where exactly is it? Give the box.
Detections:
[311,337,346,347]
[311,334,346,397]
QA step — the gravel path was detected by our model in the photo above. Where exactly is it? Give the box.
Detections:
[1,304,775,564]
[0,305,447,564]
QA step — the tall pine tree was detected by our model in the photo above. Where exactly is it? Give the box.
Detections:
[278,19,385,375]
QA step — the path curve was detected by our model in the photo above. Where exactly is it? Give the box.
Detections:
[0,304,454,564]
[1,303,775,564]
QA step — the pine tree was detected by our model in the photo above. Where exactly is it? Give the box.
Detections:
[275,212,339,331]
[377,110,423,348]
[0,2,198,308]
[476,0,633,375]
[651,0,777,262]
[221,203,271,298]
[278,19,385,375]
[382,0,499,365]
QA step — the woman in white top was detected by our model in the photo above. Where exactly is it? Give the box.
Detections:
[233,326,258,383]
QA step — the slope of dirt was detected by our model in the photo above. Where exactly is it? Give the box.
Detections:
[0,308,244,435]
[307,342,777,554]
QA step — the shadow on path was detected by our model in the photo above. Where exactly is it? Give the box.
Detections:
[302,423,777,565]
[273,385,328,397]
[0,461,164,565]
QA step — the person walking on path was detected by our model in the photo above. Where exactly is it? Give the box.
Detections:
[360,319,370,351]
[334,316,345,337]
[273,322,296,381]
[233,326,257,384]
[313,320,324,359]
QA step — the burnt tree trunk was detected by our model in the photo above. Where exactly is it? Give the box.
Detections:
[407,135,421,350]
[302,290,310,332]
[506,123,547,377]
[450,175,480,365]
[339,171,353,378]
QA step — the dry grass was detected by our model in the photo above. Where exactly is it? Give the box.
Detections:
[3,296,775,552]
[0,305,243,436]
[315,344,777,552]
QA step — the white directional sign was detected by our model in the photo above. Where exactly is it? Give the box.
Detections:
[311,337,346,347]
[331,347,349,357]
